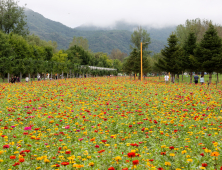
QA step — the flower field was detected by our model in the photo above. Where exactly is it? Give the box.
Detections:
[0,77,222,170]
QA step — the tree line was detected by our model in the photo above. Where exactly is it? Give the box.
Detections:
[155,19,222,83]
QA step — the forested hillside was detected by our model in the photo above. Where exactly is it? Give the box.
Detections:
[25,9,175,54]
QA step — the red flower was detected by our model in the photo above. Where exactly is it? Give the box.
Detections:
[149,159,154,162]
[202,163,207,167]
[129,125,132,128]
[161,152,166,155]
[25,150,30,153]
[130,143,139,147]
[132,160,139,165]
[55,164,60,167]
[169,146,174,150]
[95,145,100,148]
[200,153,204,156]
[12,162,20,166]
[61,162,69,166]
[10,155,16,159]
[127,152,136,158]
[122,168,128,170]
[65,151,71,154]
[157,168,164,170]
[19,158,25,162]
[101,140,107,143]
[98,149,105,153]
[3,145,10,149]
[108,167,115,170]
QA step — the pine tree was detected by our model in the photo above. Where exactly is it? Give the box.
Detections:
[156,33,181,83]
[195,24,222,83]
[182,32,197,83]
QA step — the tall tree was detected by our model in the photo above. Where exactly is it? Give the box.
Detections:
[123,48,150,80]
[182,32,197,83]
[109,49,127,62]
[176,19,222,46]
[0,31,13,81]
[156,34,181,82]
[151,53,164,76]
[130,26,151,54]
[195,24,222,83]
[69,36,89,50]
[0,0,29,36]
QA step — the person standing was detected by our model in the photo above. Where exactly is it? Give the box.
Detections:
[194,74,199,84]
[37,75,41,81]
[16,77,20,82]
[164,74,169,83]
[25,76,29,82]
[200,76,204,85]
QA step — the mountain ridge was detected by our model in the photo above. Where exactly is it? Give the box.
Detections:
[25,9,176,54]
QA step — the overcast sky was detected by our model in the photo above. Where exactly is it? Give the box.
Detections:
[18,0,222,28]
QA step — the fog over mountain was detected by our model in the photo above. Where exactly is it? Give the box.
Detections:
[25,9,176,54]
[19,0,222,29]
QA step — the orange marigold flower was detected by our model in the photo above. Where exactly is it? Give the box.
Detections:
[211,151,220,157]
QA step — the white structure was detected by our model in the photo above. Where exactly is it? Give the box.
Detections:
[87,66,117,71]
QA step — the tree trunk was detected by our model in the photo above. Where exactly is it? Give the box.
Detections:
[8,73,10,83]
[134,74,136,80]
[182,72,183,82]
[209,72,212,84]
[171,73,175,83]
[217,72,219,83]
[20,72,22,82]
[190,72,193,84]
[29,73,31,82]
[201,72,204,77]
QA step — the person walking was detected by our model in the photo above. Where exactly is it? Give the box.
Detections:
[194,74,199,84]
[200,76,204,85]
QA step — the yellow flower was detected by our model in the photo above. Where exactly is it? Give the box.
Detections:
[44,159,50,163]
[88,162,94,166]
[170,153,175,156]
[0,159,3,162]
[115,156,122,161]
[187,159,193,163]
[83,150,88,155]
[165,162,171,166]
[181,150,187,154]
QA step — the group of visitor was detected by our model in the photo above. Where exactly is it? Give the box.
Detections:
[10,76,20,83]
[164,73,204,84]
[194,74,204,84]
